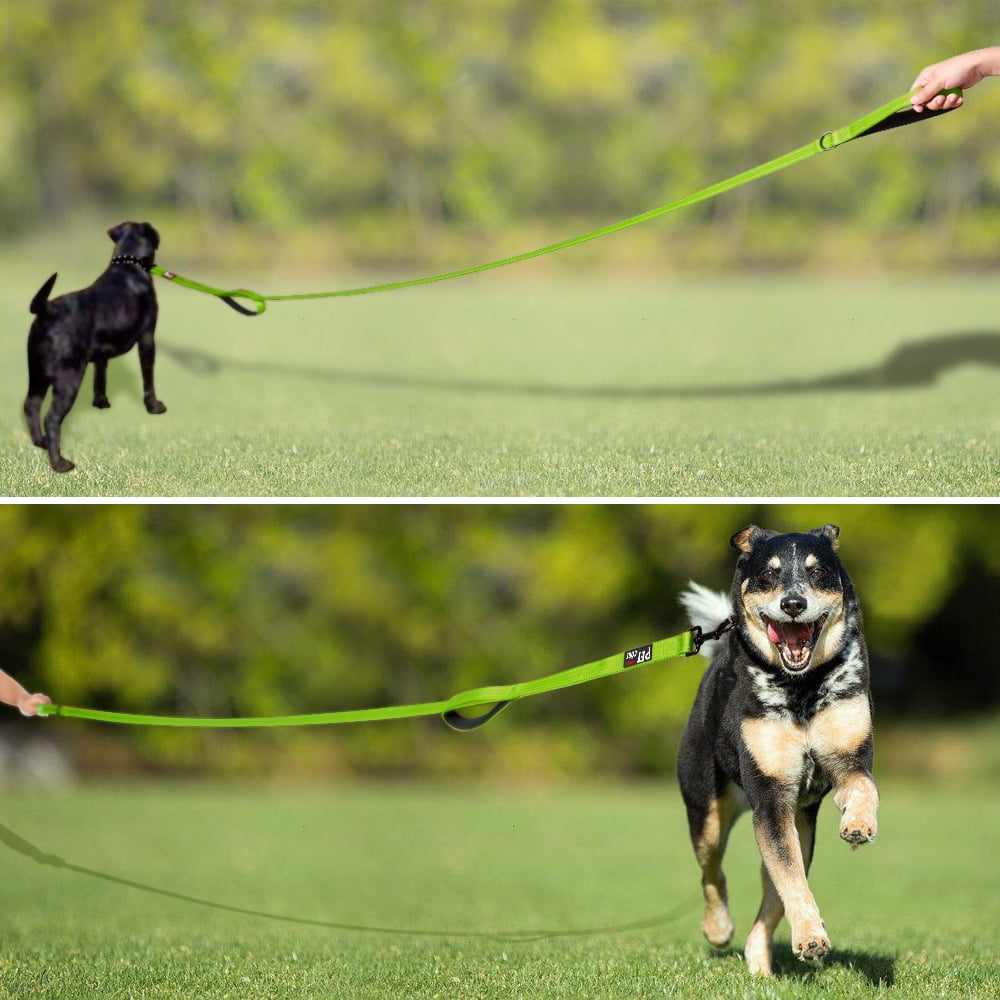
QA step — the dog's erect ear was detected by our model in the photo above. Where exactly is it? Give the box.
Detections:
[811,524,841,551]
[730,525,777,553]
[108,223,127,243]
[730,526,757,553]
[142,222,160,249]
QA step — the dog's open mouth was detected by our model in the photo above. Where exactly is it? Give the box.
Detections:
[762,613,828,672]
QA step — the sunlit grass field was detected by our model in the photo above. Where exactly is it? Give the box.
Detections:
[0,779,996,999]
[2,262,998,496]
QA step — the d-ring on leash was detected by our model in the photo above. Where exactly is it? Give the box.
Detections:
[147,88,961,317]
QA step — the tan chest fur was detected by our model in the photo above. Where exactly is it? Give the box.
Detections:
[740,694,871,785]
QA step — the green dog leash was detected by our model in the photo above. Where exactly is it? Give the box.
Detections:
[147,89,960,316]
[36,620,735,732]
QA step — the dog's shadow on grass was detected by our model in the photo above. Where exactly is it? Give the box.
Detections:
[160,330,1000,399]
[771,943,895,988]
[0,819,696,944]
[710,944,895,988]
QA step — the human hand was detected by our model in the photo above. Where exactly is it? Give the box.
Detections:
[911,47,1000,111]
[19,693,52,717]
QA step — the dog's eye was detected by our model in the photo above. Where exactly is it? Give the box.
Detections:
[756,568,776,587]
[809,566,827,584]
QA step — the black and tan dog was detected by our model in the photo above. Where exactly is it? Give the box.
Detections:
[677,524,877,976]
[24,221,166,472]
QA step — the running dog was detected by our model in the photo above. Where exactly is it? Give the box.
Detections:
[677,524,877,976]
[24,221,165,472]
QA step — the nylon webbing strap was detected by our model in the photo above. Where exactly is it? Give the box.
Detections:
[149,88,961,316]
[36,629,696,732]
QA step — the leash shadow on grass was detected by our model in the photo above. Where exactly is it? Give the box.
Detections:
[160,330,1000,399]
[0,819,697,944]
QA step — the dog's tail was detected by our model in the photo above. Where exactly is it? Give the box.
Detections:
[30,274,58,316]
[679,581,733,657]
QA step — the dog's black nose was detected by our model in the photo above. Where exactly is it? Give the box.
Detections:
[780,593,808,618]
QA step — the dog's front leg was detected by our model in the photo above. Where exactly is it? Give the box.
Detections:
[137,329,167,415]
[744,802,823,974]
[740,718,829,972]
[747,800,829,974]
[810,694,879,847]
[833,772,879,846]
[92,356,111,408]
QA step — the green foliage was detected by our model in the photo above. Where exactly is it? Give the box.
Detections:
[0,505,996,777]
[3,2,999,266]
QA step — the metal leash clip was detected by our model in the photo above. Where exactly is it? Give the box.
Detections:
[687,616,737,656]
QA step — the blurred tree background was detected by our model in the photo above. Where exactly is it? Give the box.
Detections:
[3,0,999,271]
[0,504,996,780]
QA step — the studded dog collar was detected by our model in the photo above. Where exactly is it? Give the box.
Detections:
[110,254,154,271]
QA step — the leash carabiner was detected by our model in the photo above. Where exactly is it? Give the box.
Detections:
[687,616,737,656]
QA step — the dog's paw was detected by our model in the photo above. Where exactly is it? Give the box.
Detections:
[835,778,879,849]
[839,814,877,848]
[792,920,830,965]
[744,939,772,976]
[51,457,75,474]
[702,906,735,949]
[146,399,167,414]
[93,396,111,409]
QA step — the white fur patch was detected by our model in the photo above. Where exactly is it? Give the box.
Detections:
[679,582,732,656]
[747,664,791,711]
[813,639,866,712]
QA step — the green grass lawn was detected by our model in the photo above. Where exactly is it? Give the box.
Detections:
[0,779,996,999]
[2,261,998,496]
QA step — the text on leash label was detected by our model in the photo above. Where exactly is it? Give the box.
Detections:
[623,644,653,668]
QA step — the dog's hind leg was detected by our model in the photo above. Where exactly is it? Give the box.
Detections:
[686,783,744,949]
[24,383,48,450]
[743,862,784,975]
[43,369,85,473]
[25,331,51,448]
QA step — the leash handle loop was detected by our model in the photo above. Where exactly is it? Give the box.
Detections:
[220,293,267,316]
[150,267,267,315]
[442,701,512,732]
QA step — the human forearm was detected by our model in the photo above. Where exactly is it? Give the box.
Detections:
[0,671,51,716]
[911,46,1000,111]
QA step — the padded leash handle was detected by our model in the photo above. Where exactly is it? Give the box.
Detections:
[854,88,962,139]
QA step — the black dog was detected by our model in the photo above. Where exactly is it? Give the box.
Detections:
[677,525,878,976]
[24,221,166,472]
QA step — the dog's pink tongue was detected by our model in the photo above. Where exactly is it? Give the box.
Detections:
[768,619,813,651]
